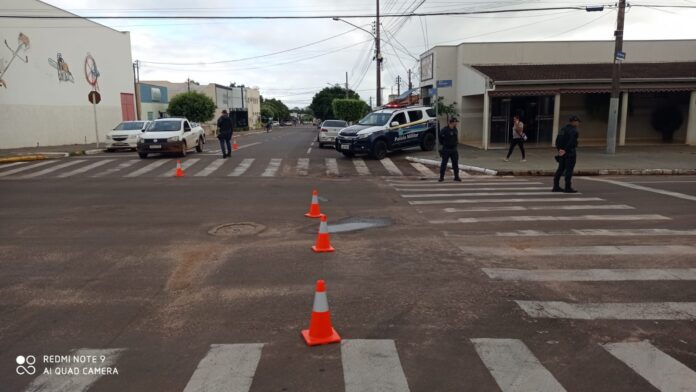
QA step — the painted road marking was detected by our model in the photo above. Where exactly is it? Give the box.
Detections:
[229,158,255,177]
[386,177,522,183]
[296,158,309,176]
[326,158,339,176]
[482,268,696,281]
[183,344,264,392]
[410,162,437,177]
[0,162,27,169]
[0,160,55,177]
[516,301,696,320]
[261,158,282,177]
[21,160,85,178]
[460,245,691,256]
[444,205,634,213]
[124,159,169,177]
[161,158,200,177]
[390,181,540,187]
[404,192,579,198]
[237,142,261,150]
[603,341,696,392]
[341,339,410,392]
[306,147,312,154]
[431,214,670,224]
[581,177,696,202]
[410,197,604,205]
[494,229,696,237]
[380,158,403,176]
[57,159,114,178]
[399,187,551,192]
[471,338,566,392]
[92,159,138,177]
[23,348,123,392]
[353,159,371,176]
[194,158,226,177]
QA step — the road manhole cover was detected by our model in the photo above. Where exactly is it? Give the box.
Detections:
[209,222,266,237]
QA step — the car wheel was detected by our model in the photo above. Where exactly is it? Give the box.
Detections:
[138,153,148,159]
[370,140,387,160]
[180,141,187,157]
[421,132,436,151]
[195,137,203,152]
[106,148,115,152]
[341,151,355,158]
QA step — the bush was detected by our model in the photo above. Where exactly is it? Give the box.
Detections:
[332,99,369,122]
[167,92,216,123]
[650,105,684,141]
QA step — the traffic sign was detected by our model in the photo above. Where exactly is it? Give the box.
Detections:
[615,51,626,62]
[88,90,101,104]
[428,88,437,96]
[436,80,452,88]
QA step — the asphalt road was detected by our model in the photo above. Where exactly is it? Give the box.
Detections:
[1,125,695,392]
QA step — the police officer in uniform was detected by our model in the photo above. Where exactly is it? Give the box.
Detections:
[438,117,462,182]
[553,115,581,193]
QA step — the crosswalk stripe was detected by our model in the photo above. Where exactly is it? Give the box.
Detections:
[471,338,566,392]
[261,158,282,177]
[194,158,225,177]
[0,162,28,170]
[603,341,696,392]
[399,187,550,192]
[92,159,138,177]
[326,158,339,176]
[460,245,691,256]
[183,344,264,392]
[380,158,403,176]
[409,162,437,177]
[23,348,124,392]
[482,268,696,281]
[515,301,696,320]
[0,160,55,177]
[391,182,542,187]
[386,178,524,184]
[431,214,670,224]
[444,204,634,213]
[125,159,169,177]
[57,159,114,178]
[161,158,199,177]
[403,191,576,198]
[229,158,255,177]
[410,197,604,205]
[582,177,696,202]
[21,160,85,178]
[353,159,371,176]
[296,158,309,176]
[342,339,410,392]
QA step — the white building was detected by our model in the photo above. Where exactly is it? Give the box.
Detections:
[0,0,135,148]
[420,40,696,149]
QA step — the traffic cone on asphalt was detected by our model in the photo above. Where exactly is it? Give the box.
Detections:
[232,136,238,151]
[175,160,185,177]
[312,214,335,253]
[304,190,322,218]
[301,280,341,346]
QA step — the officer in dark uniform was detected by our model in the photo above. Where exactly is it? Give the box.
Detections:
[438,117,462,182]
[553,115,581,193]
[216,110,234,158]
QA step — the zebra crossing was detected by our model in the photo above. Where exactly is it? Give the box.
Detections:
[0,156,442,180]
[21,339,696,391]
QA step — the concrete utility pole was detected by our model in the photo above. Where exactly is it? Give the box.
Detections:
[132,60,141,120]
[396,75,401,95]
[345,71,349,99]
[369,96,373,108]
[606,0,627,154]
[408,69,412,90]
[375,0,382,107]
[187,77,191,93]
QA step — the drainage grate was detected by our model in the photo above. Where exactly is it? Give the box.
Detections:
[208,222,266,237]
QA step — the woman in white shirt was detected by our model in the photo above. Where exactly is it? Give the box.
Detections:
[504,115,526,162]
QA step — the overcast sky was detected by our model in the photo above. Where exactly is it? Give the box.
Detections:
[39,0,696,108]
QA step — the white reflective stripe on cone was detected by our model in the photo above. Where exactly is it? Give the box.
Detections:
[313,291,329,312]
[319,219,328,233]
[312,194,318,203]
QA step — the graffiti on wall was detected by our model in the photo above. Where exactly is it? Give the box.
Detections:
[0,32,30,88]
[84,52,100,91]
[48,53,74,83]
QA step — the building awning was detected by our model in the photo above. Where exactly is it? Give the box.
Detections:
[488,86,695,97]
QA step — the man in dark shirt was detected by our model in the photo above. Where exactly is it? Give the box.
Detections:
[216,110,234,158]
[438,117,462,182]
[553,115,581,193]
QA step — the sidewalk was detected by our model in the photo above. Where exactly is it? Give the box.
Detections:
[407,144,696,176]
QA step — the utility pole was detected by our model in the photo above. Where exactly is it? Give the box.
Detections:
[345,71,349,99]
[375,0,382,107]
[408,69,412,90]
[396,75,401,95]
[606,0,626,154]
[187,77,191,93]
[369,96,373,108]
[132,60,141,120]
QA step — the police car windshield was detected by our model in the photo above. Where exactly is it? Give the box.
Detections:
[358,113,391,126]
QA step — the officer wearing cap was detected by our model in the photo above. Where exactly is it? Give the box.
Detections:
[553,115,581,193]
[438,117,462,182]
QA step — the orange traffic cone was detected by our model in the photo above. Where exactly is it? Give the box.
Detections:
[304,190,322,218]
[301,280,341,346]
[232,135,238,151]
[312,214,335,253]
[175,160,185,177]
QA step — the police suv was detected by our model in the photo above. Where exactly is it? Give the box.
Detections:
[334,105,437,159]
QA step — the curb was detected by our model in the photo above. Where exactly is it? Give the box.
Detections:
[0,155,47,163]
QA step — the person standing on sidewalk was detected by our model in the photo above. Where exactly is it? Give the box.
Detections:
[504,115,526,162]
[216,110,233,158]
[439,117,462,182]
[552,115,581,193]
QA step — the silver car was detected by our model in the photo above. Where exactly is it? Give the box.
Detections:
[317,120,348,148]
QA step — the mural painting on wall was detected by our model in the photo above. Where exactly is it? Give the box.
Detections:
[48,53,74,83]
[0,32,30,88]
[84,52,100,91]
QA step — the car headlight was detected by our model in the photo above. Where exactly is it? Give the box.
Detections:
[106,135,112,140]
[357,133,370,139]
[167,136,179,142]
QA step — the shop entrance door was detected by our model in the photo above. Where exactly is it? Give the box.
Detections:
[490,95,555,146]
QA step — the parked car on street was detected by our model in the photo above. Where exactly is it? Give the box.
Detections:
[136,118,205,159]
[105,121,151,152]
[317,120,348,148]
[272,121,280,127]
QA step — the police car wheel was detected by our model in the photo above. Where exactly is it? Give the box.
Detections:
[370,140,387,160]
[421,132,436,151]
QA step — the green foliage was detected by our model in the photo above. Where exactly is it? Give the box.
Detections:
[332,99,370,122]
[261,98,290,121]
[309,86,361,120]
[167,92,216,123]
[434,96,458,120]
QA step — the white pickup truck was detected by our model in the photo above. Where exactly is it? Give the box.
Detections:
[136,118,205,159]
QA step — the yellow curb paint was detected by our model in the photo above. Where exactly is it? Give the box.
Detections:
[0,155,47,164]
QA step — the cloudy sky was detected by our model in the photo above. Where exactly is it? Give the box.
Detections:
[39,0,696,108]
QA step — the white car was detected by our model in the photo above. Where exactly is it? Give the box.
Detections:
[105,121,151,151]
[317,120,348,148]
[136,118,205,159]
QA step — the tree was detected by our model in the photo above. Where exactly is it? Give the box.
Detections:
[262,98,290,121]
[167,92,216,123]
[309,86,361,120]
[332,99,370,122]
[434,96,458,121]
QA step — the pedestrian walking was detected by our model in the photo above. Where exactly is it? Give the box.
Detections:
[504,114,527,162]
[266,120,272,133]
[216,110,233,158]
[438,117,462,182]
[552,115,581,193]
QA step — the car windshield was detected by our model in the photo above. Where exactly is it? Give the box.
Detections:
[114,122,145,130]
[358,113,391,126]
[323,120,347,128]
[149,121,181,132]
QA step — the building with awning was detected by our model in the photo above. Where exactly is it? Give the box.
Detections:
[419,40,696,149]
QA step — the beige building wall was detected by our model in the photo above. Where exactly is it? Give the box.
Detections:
[245,87,261,129]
